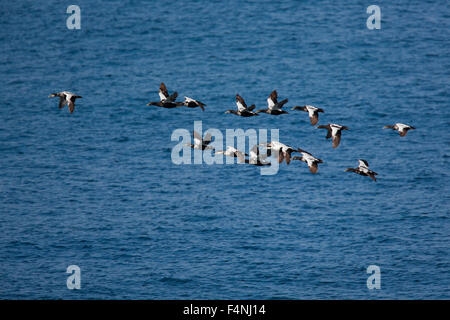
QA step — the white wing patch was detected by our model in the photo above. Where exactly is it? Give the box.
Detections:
[159,91,168,101]
[267,97,275,110]
[358,160,369,169]
[236,100,246,112]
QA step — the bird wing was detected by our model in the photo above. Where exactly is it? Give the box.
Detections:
[285,151,291,165]
[368,172,377,181]
[196,100,205,106]
[317,125,332,139]
[236,100,246,112]
[309,162,318,174]
[277,150,284,164]
[167,91,178,102]
[332,132,341,148]
[68,100,75,113]
[297,148,312,156]
[159,83,169,101]
[249,145,259,160]
[58,96,67,109]
[275,98,288,110]
[203,132,212,145]
[193,131,202,146]
[310,111,319,125]
[291,106,307,111]
[358,159,369,168]
[267,90,277,110]
[235,150,246,163]
[236,94,247,111]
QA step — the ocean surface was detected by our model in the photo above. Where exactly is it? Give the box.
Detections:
[0,0,449,299]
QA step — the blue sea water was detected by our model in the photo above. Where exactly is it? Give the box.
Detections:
[0,0,449,299]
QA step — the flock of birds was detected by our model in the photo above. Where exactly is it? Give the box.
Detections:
[49,82,417,182]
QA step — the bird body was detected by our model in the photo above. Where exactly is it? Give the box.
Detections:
[147,101,184,108]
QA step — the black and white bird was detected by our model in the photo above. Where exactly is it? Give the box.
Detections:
[345,159,378,182]
[49,91,82,113]
[292,149,323,174]
[245,145,270,166]
[259,141,298,164]
[383,123,416,137]
[291,105,324,125]
[185,130,214,150]
[183,96,206,111]
[147,82,183,108]
[225,94,258,117]
[215,146,248,163]
[317,123,349,148]
[256,90,289,115]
